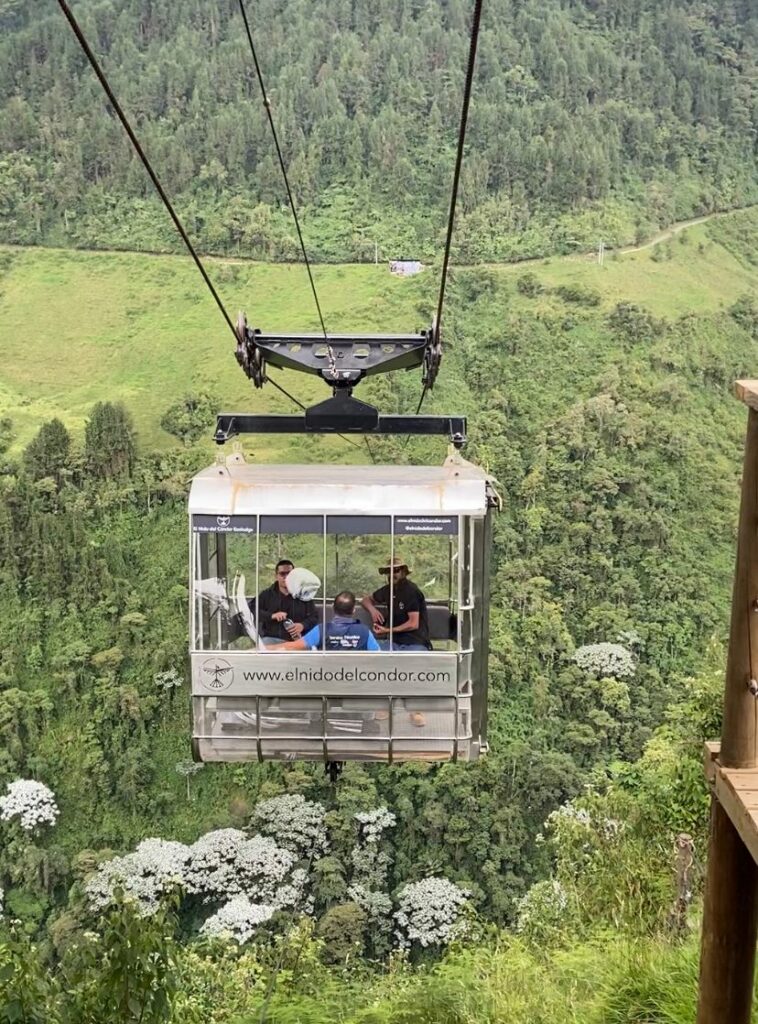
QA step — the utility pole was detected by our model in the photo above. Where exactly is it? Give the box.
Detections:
[598,239,605,266]
[697,382,758,1023]
[374,241,378,266]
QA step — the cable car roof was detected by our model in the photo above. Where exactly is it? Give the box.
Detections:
[189,461,491,517]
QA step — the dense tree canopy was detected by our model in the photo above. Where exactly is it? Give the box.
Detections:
[0,0,756,259]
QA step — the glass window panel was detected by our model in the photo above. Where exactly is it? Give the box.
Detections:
[256,528,326,649]
[192,530,260,651]
[384,528,459,651]
[324,532,390,651]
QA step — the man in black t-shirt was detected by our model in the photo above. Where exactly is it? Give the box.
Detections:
[254,559,318,644]
[362,556,431,651]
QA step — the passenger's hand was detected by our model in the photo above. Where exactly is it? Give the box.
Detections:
[287,622,304,638]
[271,611,288,622]
[373,624,389,636]
[370,608,385,626]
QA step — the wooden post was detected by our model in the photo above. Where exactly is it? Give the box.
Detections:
[697,382,758,1023]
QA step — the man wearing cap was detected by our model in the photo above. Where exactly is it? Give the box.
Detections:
[254,560,319,646]
[362,556,431,652]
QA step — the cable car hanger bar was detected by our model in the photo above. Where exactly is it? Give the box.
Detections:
[213,408,467,448]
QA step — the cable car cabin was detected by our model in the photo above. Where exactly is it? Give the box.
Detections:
[189,454,494,764]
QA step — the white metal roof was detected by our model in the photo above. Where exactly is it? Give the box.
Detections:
[189,460,490,516]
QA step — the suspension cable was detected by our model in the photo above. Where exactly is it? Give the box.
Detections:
[416,0,484,418]
[55,0,236,340]
[237,0,337,375]
[55,0,350,437]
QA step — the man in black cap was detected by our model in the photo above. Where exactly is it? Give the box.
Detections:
[362,556,431,652]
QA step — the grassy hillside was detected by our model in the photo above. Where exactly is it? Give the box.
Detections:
[1,208,757,454]
[0,247,429,457]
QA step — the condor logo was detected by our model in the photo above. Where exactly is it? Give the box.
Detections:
[202,658,234,691]
[216,515,231,528]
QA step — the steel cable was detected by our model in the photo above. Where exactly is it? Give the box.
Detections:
[55,0,236,340]
[415,0,484,419]
[237,0,337,375]
[55,0,348,433]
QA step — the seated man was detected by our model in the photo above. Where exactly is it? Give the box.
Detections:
[254,559,318,646]
[270,591,380,651]
[362,556,431,651]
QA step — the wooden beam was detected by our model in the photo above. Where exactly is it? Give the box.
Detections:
[697,798,758,1024]
[714,766,758,862]
[720,406,758,768]
[697,400,758,1024]
[704,741,720,785]
[735,380,758,410]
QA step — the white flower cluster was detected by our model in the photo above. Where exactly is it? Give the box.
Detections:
[271,867,313,914]
[87,827,301,918]
[153,669,183,691]
[183,828,247,901]
[355,807,396,844]
[573,642,635,680]
[184,829,295,904]
[546,801,625,845]
[550,803,592,829]
[86,838,190,914]
[351,807,396,890]
[0,779,59,832]
[251,795,328,857]
[199,896,274,944]
[394,877,470,949]
[348,883,392,921]
[515,879,568,936]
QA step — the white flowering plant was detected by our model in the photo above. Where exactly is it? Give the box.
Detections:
[394,877,470,949]
[0,779,59,833]
[251,795,328,857]
[85,838,190,915]
[355,807,396,844]
[199,896,275,944]
[515,879,570,946]
[351,806,396,892]
[183,828,249,902]
[573,642,635,679]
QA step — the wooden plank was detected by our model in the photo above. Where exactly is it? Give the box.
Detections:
[734,794,758,811]
[715,767,758,866]
[704,741,720,784]
[726,771,758,792]
[735,380,758,410]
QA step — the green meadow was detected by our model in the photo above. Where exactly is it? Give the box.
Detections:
[1,208,756,458]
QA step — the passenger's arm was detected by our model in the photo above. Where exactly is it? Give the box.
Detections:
[256,590,275,628]
[268,637,308,651]
[375,611,419,636]
[361,594,385,625]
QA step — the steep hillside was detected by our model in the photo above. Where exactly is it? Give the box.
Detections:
[0,209,756,933]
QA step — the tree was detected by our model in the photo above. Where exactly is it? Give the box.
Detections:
[84,403,136,480]
[159,392,218,446]
[23,419,71,483]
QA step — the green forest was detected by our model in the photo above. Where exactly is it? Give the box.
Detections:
[0,0,757,260]
[1,0,758,1019]
[1,205,758,1018]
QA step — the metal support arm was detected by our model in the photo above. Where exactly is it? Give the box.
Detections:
[215,408,467,448]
